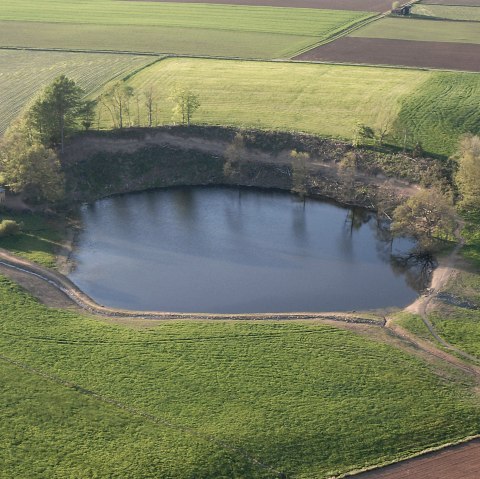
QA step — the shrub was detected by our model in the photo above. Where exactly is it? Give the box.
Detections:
[0,220,21,237]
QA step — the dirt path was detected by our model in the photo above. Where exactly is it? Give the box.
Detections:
[66,131,420,201]
[403,224,480,365]
[345,437,480,479]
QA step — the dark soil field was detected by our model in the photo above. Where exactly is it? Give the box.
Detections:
[124,0,393,11]
[421,0,480,5]
[294,37,480,72]
[351,439,480,478]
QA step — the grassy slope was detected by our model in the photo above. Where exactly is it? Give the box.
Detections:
[0,21,315,59]
[394,71,480,156]
[0,0,372,58]
[0,49,156,134]
[426,213,480,361]
[113,57,429,138]
[412,4,480,21]
[0,213,63,268]
[350,17,480,43]
[0,276,479,478]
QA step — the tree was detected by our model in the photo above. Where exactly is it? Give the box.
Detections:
[28,75,93,152]
[455,134,480,210]
[391,188,456,251]
[171,88,200,126]
[290,150,309,202]
[352,123,375,147]
[101,82,134,129]
[144,86,158,127]
[0,117,65,203]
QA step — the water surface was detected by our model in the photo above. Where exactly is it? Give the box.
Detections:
[70,186,421,313]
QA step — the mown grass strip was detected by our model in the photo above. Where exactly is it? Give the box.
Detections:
[0,0,372,37]
[412,3,480,20]
[0,21,319,60]
[350,17,480,43]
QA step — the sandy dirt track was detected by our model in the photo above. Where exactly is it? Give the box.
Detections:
[349,438,480,478]
[295,37,480,72]
[123,0,393,11]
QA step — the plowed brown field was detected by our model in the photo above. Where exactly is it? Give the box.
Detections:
[349,439,480,478]
[421,0,480,5]
[125,0,393,11]
[294,37,480,71]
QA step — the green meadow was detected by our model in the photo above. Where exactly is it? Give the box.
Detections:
[412,4,480,21]
[394,72,480,156]
[0,21,314,59]
[0,0,373,58]
[351,17,480,44]
[114,57,429,139]
[1,276,479,478]
[102,58,480,156]
[0,49,157,134]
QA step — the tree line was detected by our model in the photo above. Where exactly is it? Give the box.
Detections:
[0,76,201,204]
[286,133,480,254]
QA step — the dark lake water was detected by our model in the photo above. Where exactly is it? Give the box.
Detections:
[69,186,422,313]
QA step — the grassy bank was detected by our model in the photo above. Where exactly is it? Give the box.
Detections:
[0,276,479,478]
[0,212,64,268]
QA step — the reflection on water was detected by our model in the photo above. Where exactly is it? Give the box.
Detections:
[69,186,423,313]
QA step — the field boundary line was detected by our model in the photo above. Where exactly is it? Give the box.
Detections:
[0,352,287,478]
[1,46,476,74]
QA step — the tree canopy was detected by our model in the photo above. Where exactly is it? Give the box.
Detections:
[391,189,456,250]
[455,134,480,210]
[28,75,93,152]
[0,117,64,203]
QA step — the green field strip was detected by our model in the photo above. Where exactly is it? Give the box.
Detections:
[394,71,480,156]
[0,21,318,60]
[0,50,156,134]
[1,274,479,478]
[110,57,429,141]
[0,1,372,37]
[412,3,480,20]
[350,17,480,43]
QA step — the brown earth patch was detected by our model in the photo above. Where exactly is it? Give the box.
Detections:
[121,0,393,11]
[347,438,480,478]
[421,0,480,5]
[294,37,480,71]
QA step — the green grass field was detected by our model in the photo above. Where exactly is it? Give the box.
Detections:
[100,58,480,156]
[0,21,315,59]
[0,49,157,134]
[412,4,480,21]
[108,57,429,138]
[351,17,480,43]
[1,276,479,478]
[0,0,373,58]
[394,72,480,156]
